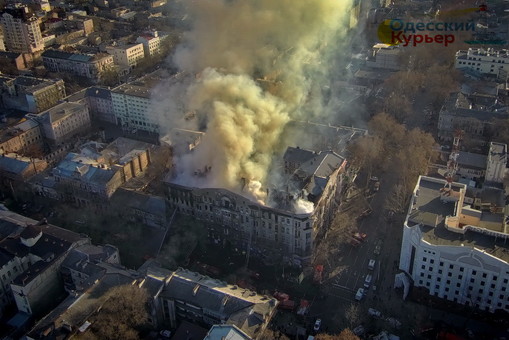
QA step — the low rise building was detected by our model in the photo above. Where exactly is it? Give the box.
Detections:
[398,176,509,313]
[0,118,43,155]
[0,51,27,70]
[155,267,278,339]
[31,102,91,145]
[456,151,487,181]
[106,43,145,69]
[0,153,47,185]
[455,48,509,77]
[366,43,401,70]
[41,49,114,81]
[36,137,153,205]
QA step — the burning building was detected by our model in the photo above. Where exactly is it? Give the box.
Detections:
[165,125,357,265]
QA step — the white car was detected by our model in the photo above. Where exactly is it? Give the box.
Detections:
[314,319,322,331]
[355,288,365,301]
[368,259,376,270]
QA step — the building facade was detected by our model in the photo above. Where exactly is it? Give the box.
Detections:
[41,49,114,81]
[1,76,66,113]
[485,142,507,184]
[0,118,43,155]
[85,86,115,124]
[106,43,145,69]
[0,5,44,54]
[166,147,347,265]
[136,31,168,57]
[111,81,158,133]
[31,102,91,145]
[455,48,509,77]
[0,210,89,317]
[399,176,509,313]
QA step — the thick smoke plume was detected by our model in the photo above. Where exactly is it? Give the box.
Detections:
[156,0,354,201]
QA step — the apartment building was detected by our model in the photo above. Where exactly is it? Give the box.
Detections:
[399,176,509,313]
[41,49,114,81]
[111,79,158,134]
[106,43,145,69]
[1,76,66,113]
[31,102,91,145]
[455,48,509,77]
[136,31,168,57]
[0,5,44,54]
[0,210,89,318]
[85,86,115,123]
[166,146,347,265]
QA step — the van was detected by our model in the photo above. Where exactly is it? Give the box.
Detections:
[364,274,372,288]
[368,259,376,270]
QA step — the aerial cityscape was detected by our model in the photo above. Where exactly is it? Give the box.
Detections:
[0,0,508,339]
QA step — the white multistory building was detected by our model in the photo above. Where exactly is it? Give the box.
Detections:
[0,5,44,54]
[399,176,509,313]
[455,48,509,76]
[106,43,145,69]
[136,31,168,57]
[111,74,160,134]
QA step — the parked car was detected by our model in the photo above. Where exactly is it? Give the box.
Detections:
[364,274,372,288]
[352,325,365,336]
[368,308,382,318]
[368,259,376,270]
[314,319,322,331]
[355,288,365,301]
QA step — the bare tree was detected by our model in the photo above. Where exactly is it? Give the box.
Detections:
[345,303,360,328]
[315,329,360,340]
[78,284,149,340]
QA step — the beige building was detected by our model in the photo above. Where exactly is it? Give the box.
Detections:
[0,118,43,155]
[106,43,145,69]
[36,137,152,205]
[31,102,91,145]
[166,147,347,265]
[0,5,44,54]
[41,49,114,81]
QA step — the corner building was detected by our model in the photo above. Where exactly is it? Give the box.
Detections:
[399,176,509,313]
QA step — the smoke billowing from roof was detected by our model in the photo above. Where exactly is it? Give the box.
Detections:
[156,0,354,201]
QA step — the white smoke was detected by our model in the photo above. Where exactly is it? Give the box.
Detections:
[293,198,315,214]
[155,0,354,203]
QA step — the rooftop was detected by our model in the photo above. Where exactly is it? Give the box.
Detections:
[53,152,117,185]
[42,49,111,63]
[37,102,87,124]
[457,151,487,170]
[406,176,509,263]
